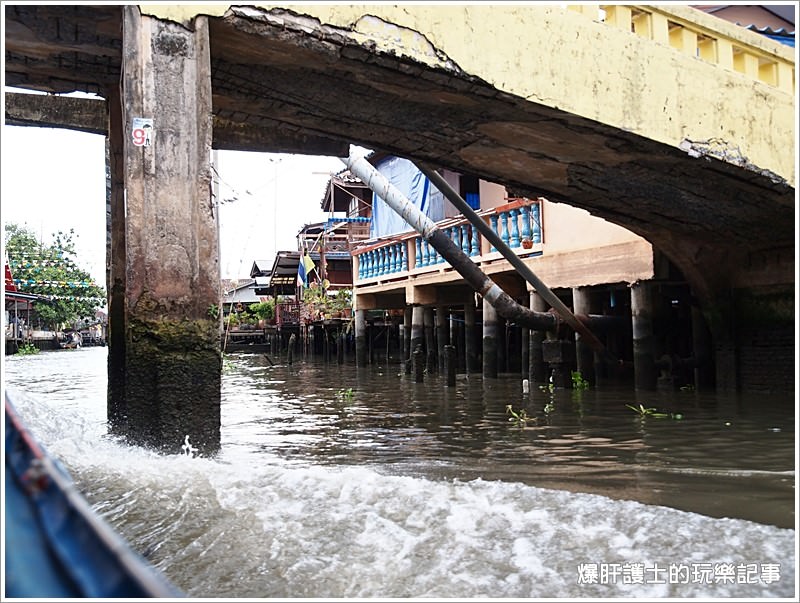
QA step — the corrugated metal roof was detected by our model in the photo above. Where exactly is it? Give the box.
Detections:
[746,24,795,46]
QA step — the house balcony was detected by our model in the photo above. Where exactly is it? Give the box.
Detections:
[353,197,543,289]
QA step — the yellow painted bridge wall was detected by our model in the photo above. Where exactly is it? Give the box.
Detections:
[145,4,796,187]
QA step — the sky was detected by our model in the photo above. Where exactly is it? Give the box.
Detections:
[1,124,348,286]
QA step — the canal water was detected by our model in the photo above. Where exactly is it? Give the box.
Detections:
[4,346,796,598]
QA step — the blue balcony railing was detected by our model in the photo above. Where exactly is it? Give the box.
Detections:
[354,197,542,283]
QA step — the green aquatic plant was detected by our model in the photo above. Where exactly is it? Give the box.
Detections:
[506,404,537,427]
[626,403,683,420]
[571,370,589,389]
[336,387,355,401]
[16,343,39,355]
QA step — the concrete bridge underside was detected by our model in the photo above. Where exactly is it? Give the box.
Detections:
[6,5,794,294]
[4,4,795,449]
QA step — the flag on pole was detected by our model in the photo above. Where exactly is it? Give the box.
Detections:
[4,262,17,292]
[297,252,316,288]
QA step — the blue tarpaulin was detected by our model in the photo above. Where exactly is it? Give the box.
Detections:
[370,157,444,238]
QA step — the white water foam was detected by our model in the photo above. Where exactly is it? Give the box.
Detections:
[6,386,797,599]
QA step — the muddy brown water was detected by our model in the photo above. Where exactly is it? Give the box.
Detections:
[4,347,795,598]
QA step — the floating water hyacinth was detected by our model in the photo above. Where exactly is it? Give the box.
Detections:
[181,435,198,458]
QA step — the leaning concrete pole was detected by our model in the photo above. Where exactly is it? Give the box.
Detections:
[113,7,221,455]
[342,154,559,332]
[417,163,613,362]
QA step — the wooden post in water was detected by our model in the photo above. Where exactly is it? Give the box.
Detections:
[403,306,412,371]
[410,306,424,374]
[464,299,478,374]
[424,307,436,373]
[436,305,447,375]
[288,333,296,365]
[110,8,220,455]
[520,318,529,380]
[355,309,368,367]
[413,345,425,383]
[497,315,507,373]
[444,345,457,387]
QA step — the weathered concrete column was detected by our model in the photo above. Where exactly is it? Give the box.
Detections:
[436,305,448,374]
[529,291,548,383]
[482,297,498,379]
[114,7,220,455]
[573,286,595,384]
[631,281,657,390]
[464,298,479,373]
[424,306,436,373]
[355,309,368,367]
[410,305,424,374]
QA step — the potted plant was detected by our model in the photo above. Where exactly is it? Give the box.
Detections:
[330,288,353,318]
[250,299,276,326]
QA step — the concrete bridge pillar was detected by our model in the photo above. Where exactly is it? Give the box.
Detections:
[631,281,657,391]
[108,7,221,455]
[529,291,548,384]
[482,297,498,379]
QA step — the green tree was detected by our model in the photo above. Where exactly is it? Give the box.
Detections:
[4,223,105,329]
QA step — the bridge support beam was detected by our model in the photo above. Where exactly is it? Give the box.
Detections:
[108,7,221,455]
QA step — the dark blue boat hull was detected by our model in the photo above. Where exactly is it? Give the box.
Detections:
[4,393,184,598]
